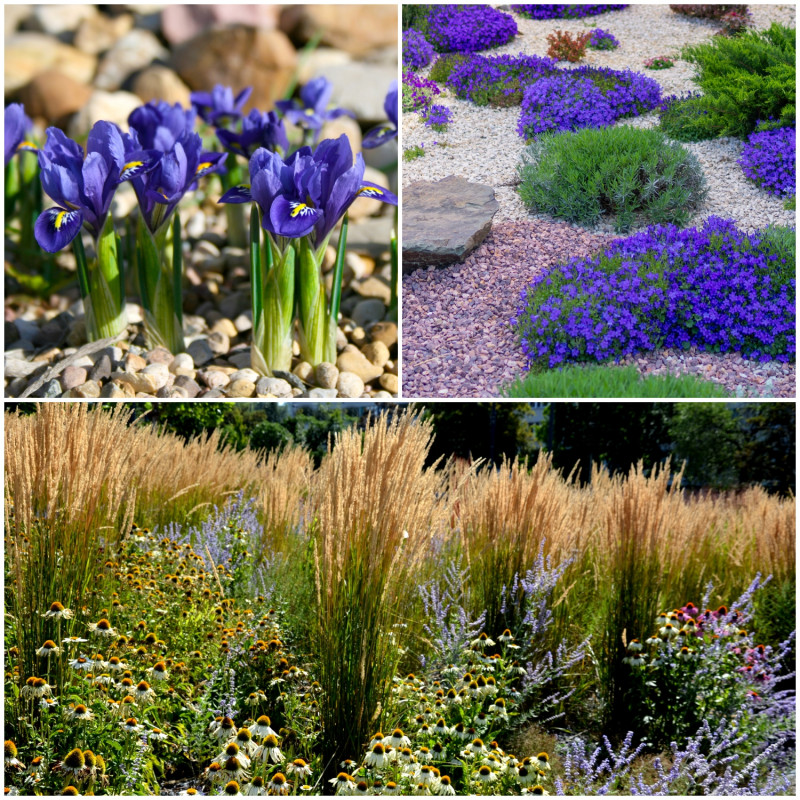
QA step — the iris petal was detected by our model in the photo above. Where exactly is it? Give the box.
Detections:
[219,185,253,204]
[34,207,83,253]
[270,196,321,238]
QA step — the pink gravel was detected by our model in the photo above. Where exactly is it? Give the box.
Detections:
[401,220,796,398]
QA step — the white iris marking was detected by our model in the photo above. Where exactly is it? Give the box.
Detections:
[289,202,315,218]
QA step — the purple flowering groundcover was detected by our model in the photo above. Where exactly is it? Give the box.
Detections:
[512,4,629,20]
[514,217,795,369]
[738,126,796,199]
[518,66,661,137]
[425,5,518,53]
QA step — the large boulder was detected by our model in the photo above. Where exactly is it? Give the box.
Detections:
[170,26,296,113]
[279,5,397,57]
[402,176,499,272]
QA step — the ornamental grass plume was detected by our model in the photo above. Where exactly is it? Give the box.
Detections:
[309,409,451,768]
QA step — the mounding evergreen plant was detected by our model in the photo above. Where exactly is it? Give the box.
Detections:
[517,126,706,231]
[662,23,795,140]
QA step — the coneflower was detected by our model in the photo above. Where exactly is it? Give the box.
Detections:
[364,742,389,769]
[329,772,355,795]
[133,680,155,705]
[267,772,289,795]
[21,676,52,698]
[148,661,169,681]
[255,734,283,764]
[66,703,95,722]
[36,640,61,658]
[4,740,24,770]
[53,749,87,778]
[44,601,74,620]
[87,619,117,637]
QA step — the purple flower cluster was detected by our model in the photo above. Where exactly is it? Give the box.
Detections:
[425,5,518,53]
[588,28,620,49]
[738,126,796,198]
[518,66,661,137]
[446,53,558,105]
[512,4,628,20]
[513,217,795,369]
[402,70,441,114]
[424,104,454,128]
[403,28,435,70]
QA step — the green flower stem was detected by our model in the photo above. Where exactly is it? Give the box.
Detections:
[72,217,128,341]
[136,217,185,353]
[387,224,398,322]
[250,210,296,375]
[297,236,329,367]
[18,149,40,257]
[220,161,247,248]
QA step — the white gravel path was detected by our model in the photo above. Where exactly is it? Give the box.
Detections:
[402,3,797,234]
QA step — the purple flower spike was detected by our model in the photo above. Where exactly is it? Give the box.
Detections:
[216,109,289,159]
[34,121,159,252]
[4,103,36,165]
[275,76,354,131]
[363,81,398,149]
[220,134,397,244]
[190,84,253,127]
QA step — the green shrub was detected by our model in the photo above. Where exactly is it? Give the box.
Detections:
[428,53,470,84]
[402,3,431,33]
[502,364,730,398]
[679,23,796,138]
[517,126,707,232]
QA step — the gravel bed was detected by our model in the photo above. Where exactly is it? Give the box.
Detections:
[402,4,796,397]
[5,207,399,400]
[402,222,795,398]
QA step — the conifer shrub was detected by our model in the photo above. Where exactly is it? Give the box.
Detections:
[661,24,795,140]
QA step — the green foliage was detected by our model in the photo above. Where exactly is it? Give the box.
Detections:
[403,144,426,161]
[658,94,716,141]
[784,194,796,210]
[428,53,470,84]
[402,3,431,33]
[668,404,742,489]
[735,403,796,497]
[503,364,729,398]
[250,420,294,453]
[679,23,796,138]
[518,126,707,232]
[421,402,537,467]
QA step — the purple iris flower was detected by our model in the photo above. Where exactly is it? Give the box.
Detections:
[127,100,196,152]
[275,76,354,132]
[123,128,227,234]
[219,134,397,244]
[34,122,158,253]
[190,84,253,127]
[216,109,290,159]
[363,81,399,149]
[4,103,36,165]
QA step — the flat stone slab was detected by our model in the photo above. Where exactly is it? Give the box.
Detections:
[402,176,499,272]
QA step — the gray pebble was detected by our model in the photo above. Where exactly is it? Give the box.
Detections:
[187,338,214,366]
[307,387,338,399]
[336,371,365,398]
[61,365,88,391]
[89,354,112,382]
[315,362,339,389]
[256,377,293,398]
[173,375,201,398]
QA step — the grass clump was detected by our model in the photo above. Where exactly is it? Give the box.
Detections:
[518,126,706,232]
[667,24,795,139]
[403,144,426,161]
[502,364,730,397]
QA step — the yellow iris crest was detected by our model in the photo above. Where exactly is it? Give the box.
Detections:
[54,211,67,230]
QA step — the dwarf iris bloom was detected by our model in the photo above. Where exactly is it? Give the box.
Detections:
[191,84,253,127]
[275,76,353,133]
[363,82,398,149]
[34,122,158,252]
[217,109,289,160]
[4,103,36,165]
